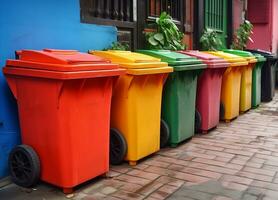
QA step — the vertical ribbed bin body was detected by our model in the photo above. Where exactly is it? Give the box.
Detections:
[3,49,124,191]
[137,50,206,146]
[250,54,266,107]
[206,51,248,121]
[92,51,172,163]
[223,50,257,112]
[163,70,199,145]
[247,49,278,102]
[179,51,229,132]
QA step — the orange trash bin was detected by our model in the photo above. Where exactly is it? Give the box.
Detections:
[3,49,125,193]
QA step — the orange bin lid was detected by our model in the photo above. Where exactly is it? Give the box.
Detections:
[6,49,119,72]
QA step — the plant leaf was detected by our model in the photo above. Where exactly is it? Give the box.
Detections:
[145,12,185,50]
[148,36,159,46]
[154,33,164,41]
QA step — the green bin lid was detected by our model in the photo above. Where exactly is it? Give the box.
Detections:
[223,49,257,63]
[246,49,278,60]
[223,49,254,57]
[252,53,267,62]
[137,50,207,71]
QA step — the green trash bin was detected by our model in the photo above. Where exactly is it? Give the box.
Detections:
[250,53,266,108]
[137,50,206,147]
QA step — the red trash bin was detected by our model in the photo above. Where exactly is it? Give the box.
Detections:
[3,49,125,193]
[179,51,229,133]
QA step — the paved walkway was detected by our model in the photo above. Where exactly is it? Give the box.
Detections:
[1,94,278,200]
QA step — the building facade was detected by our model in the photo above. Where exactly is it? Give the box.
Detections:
[247,0,278,55]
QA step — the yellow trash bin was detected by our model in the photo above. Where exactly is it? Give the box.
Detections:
[90,50,173,166]
[205,51,248,122]
[223,49,257,113]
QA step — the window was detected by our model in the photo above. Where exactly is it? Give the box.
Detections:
[80,0,135,25]
[147,0,183,24]
[204,0,226,32]
[80,0,137,50]
[203,0,228,47]
[80,0,186,49]
[137,0,185,48]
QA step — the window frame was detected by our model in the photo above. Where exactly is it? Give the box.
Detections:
[80,0,186,49]
[80,0,138,49]
[137,0,186,48]
[80,0,137,28]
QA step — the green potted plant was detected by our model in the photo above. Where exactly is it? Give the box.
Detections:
[144,12,186,50]
[231,20,253,50]
[199,28,223,51]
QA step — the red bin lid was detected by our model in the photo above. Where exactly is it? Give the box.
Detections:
[178,50,229,68]
[6,49,119,72]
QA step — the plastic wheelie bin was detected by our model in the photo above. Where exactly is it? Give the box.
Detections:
[246,49,278,102]
[245,53,266,108]
[205,51,248,122]
[90,50,173,165]
[223,49,257,112]
[137,50,206,147]
[179,51,229,133]
[3,49,125,193]
[249,53,266,108]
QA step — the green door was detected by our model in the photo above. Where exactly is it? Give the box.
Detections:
[204,0,228,47]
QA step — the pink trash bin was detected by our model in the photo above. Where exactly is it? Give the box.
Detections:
[179,51,229,133]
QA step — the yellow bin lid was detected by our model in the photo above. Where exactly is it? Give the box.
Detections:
[91,50,167,67]
[90,50,173,75]
[245,56,257,64]
[204,51,248,67]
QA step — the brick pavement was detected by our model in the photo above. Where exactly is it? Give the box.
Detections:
[1,94,278,200]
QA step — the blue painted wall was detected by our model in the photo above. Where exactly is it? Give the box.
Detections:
[0,0,117,179]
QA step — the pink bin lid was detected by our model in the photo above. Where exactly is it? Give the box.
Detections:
[178,50,229,68]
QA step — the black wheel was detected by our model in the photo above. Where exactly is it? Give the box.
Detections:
[195,109,202,133]
[220,102,225,120]
[160,119,170,148]
[9,145,40,188]
[110,128,127,165]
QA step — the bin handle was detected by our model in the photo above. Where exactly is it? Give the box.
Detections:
[140,74,164,89]
[0,121,3,127]
[56,82,64,109]
[224,67,232,75]
[124,75,134,98]
[78,79,86,94]
[76,78,111,98]
[142,74,169,89]
[103,78,112,97]
[140,75,149,89]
